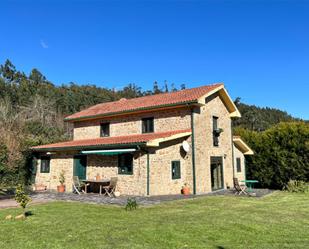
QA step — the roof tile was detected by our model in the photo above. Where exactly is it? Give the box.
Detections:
[32,129,191,151]
[65,83,223,121]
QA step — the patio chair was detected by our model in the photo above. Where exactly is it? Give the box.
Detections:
[233,178,249,196]
[102,177,118,197]
[72,176,89,195]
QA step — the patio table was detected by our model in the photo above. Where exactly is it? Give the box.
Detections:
[240,180,259,192]
[82,179,110,195]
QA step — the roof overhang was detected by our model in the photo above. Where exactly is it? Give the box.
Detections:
[197,85,241,118]
[146,131,191,147]
[233,136,254,155]
[31,129,192,152]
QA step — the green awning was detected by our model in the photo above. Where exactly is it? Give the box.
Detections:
[81,148,136,156]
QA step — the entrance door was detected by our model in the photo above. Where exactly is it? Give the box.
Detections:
[210,157,223,191]
[73,155,87,180]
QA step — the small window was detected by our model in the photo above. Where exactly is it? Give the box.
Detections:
[40,156,50,173]
[171,161,181,179]
[142,117,154,133]
[213,116,219,147]
[236,157,241,172]
[118,154,133,175]
[100,123,110,137]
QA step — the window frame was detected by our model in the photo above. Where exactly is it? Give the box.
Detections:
[142,117,154,133]
[171,160,181,180]
[40,156,50,173]
[236,157,242,173]
[100,122,110,137]
[118,153,133,175]
[212,116,219,147]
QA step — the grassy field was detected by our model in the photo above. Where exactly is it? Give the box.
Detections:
[0,191,308,249]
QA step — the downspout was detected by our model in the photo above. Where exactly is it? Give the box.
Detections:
[231,120,235,179]
[147,152,150,196]
[139,146,150,196]
[190,108,197,195]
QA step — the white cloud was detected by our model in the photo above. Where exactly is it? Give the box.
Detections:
[40,39,48,49]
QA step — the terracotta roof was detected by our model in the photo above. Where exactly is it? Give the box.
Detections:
[64,83,223,121]
[31,129,191,151]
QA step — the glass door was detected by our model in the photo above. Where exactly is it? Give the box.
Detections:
[211,156,223,191]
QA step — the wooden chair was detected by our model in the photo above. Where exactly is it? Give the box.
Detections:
[233,178,249,195]
[72,176,89,195]
[103,177,118,197]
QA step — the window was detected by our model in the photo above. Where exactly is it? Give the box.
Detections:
[142,117,154,133]
[236,157,241,172]
[100,123,110,137]
[40,156,50,173]
[213,116,219,146]
[118,154,133,175]
[171,161,181,179]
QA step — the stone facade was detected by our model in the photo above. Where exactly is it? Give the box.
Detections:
[86,153,148,196]
[233,145,246,182]
[148,138,192,195]
[193,93,234,193]
[73,108,191,140]
[35,92,247,196]
[35,154,74,192]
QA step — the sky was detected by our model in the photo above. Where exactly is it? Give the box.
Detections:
[1,0,309,119]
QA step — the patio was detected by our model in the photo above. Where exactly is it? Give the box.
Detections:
[28,188,273,206]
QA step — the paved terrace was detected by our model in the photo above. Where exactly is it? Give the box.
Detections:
[0,189,273,209]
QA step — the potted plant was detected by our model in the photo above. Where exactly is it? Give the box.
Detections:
[213,128,224,136]
[57,170,66,193]
[181,183,190,195]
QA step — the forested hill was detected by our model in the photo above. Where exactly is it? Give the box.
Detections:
[0,59,304,185]
[232,98,299,131]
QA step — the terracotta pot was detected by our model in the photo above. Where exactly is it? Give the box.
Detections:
[57,184,66,193]
[182,187,190,195]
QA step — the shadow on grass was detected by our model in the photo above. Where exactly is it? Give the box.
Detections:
[25,211,34,217]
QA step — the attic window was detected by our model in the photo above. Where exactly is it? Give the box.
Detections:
[100,123,110,137]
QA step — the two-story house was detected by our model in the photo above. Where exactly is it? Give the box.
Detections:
[32,83,253,196]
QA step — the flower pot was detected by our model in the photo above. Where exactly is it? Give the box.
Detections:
[181,187,190,195]
[57,184,66,193]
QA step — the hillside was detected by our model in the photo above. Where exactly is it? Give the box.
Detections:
[0,59,302,185]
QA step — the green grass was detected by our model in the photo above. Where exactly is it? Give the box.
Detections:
[0,192,308,249]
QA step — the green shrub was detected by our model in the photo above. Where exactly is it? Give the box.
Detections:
[14,184,31,215]
[235,122,309,189]
[125,198,138,211]
[284,180,308,193]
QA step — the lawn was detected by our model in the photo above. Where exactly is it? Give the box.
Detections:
[0,192,308,249]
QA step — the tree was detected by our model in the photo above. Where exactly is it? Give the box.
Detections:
[235,122,309,189]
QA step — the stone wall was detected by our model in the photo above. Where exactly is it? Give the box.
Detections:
[233,145,246,182]
[86,153,147,196]
[35,154,74,192]
[193,94,234,193]
[148,138,192,196]
[73,108,191,140]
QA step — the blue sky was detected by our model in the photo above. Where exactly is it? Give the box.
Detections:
[1,0,309,119]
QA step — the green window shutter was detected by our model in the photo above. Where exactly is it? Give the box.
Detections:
[118,154,133,175]
[171,161,181,179]
[236,158,241,172]
[40,156,50,173]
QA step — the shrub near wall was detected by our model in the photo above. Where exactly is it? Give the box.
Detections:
[235,122,309,189]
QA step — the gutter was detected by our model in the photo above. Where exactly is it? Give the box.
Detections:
[31,142,146,152]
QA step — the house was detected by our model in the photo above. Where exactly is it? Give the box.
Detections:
[31,83,254,196]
